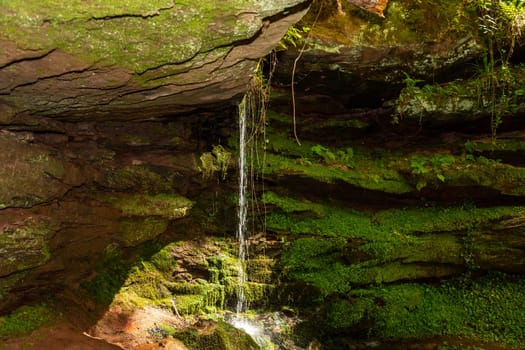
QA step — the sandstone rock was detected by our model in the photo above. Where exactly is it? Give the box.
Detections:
[0,1,310,119]
[273,0,485,110]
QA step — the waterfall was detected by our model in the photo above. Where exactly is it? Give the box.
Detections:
[232,95,275,350]
[231,86,288,350]
[236,95,249,315]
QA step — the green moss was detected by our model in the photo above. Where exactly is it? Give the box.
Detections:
[118,217,169,247]
[281,237,351,297]
[465,138,525,153]
[103,165,172,193]
[100,193,194,219]
[207,254,239,284]
[149,247,177,273]
[267,192,525,239]
[326,298,374,330]
[315,274,525,346]
[0,304,57,338]
[81,238,272,317]
[263,127,414,194]
[81,250,130,305]
[168,287,225,315]
[173,321,259,350]
[246,257,275,284]
[437,160,525,196]
[273,192,525,296]
[165,279,226,314]
[262,191,325,216]
[265,108,525,195]
[303,0,477,46]
[349,273,525,346]
[0,218,56,277]
[200,145,232,180]
[395,65,525,123]
[0,0,287,73]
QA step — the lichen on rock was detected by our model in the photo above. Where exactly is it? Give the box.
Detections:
[98,193,194,219]
[0,217,56,280]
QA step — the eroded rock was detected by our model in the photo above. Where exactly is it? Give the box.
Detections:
[0,0,310,119]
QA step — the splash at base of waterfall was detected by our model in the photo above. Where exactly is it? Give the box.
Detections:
[226,311,306,350]
[231,316,273,349]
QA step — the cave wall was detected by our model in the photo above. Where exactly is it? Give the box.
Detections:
[260,0,525,348]
[2,0,525,349]
[0,0,311,311]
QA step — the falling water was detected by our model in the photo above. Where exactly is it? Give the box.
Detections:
[236,95,249,315]
[231,94,301,350]
[232,96,275,350]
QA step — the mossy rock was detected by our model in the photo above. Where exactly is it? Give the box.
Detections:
[0,272,29,306]
[342,273,525,346]
[118,217,169,247]
[0,218,56,277]
[246,257,276,284]
[174,321,259,350]
[0,304,57,339]
[0,133,68,208]
[273,191,525,296]
[0,0,305,73]
[102,165,174,193]
[394,65,525,125]
[207,254,239,285]
[99,193,194,219]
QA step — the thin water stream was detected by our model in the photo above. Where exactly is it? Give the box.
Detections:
[231,95,306,350]
[236,95,249,315]
[231,95,276,349]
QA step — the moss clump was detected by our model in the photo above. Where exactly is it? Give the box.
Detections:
[465,138,525,153]
[0,218,56,277]
[119,267,225,315]
[302,0,477,46]
[168,288,225,315]
[246,257,275,284]
[82,260,130,306]
[281,237,351,298]
[0,1,250,72]
[200,145,232,180]
[118,217,169,247]
[103,165,173,193]
[272,191,525,294]
[262,123,415,194]
[395,65,525,123]
[326,298,374,331]
[347,273,525,346]
[172,321,259,350]
[0,304,57,338]
[207,254,239,285]
[100,193,194,219]
[111,259,176,310]
[266,191,525,239]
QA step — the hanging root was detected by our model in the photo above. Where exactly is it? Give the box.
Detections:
[291,3,323,146]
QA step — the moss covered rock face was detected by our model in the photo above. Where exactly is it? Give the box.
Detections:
[2,0,525,349]
[273,0,485,112]
[0,131,69,208]
[0,0,309,119]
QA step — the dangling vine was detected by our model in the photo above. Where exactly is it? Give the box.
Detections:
[476,0,525,141]
[242,54,276,238]
[290,3,324,146]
